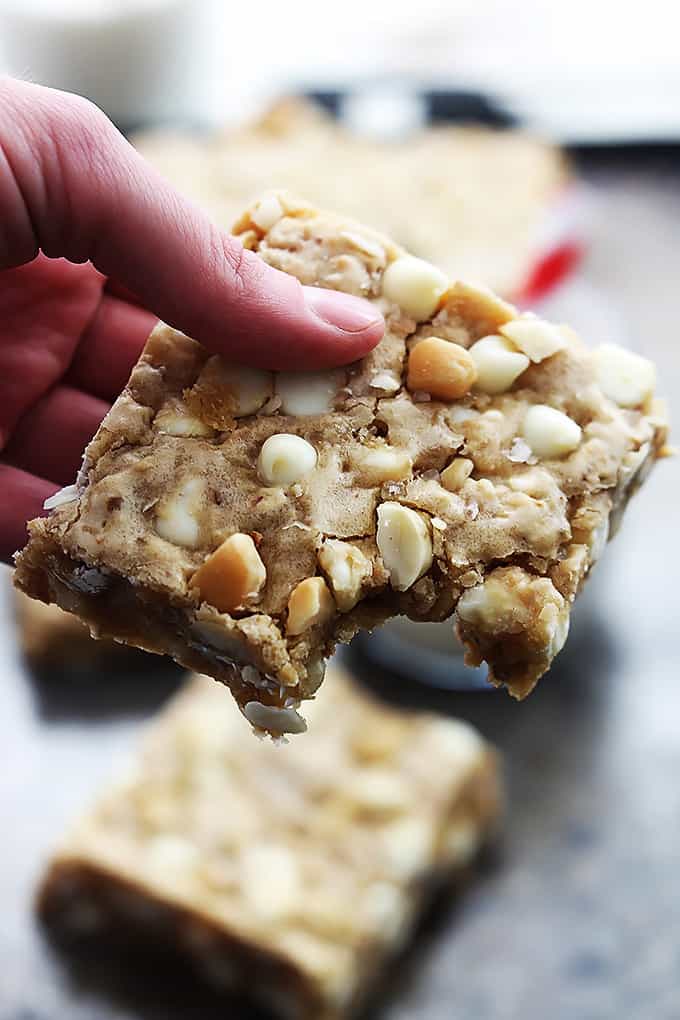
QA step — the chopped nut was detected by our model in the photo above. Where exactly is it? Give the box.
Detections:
[376,502,433,591]
[407,337,477,401]
[43,484,78,511]
[258,434,317,486]
[318,539,372,612]
[369,371,401,393]
[154,478,204,548]
[499,315,566,363]
[189,356,274,425]
[440,457,474,492]
[286,577,335,635]
[191,533,266,613]
[507,437,533,463]
[593,343,656,408]
[354,446,412,485]
[469,335,530,394]
[382,255,449,321]
[243,701,307,735]
[250,193,285,231]
[154,403,214,437]
[275,369,344,415]
[522,404,582,459]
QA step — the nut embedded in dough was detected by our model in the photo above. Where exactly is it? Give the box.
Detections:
[353,446,413,485]
[522,404,582,460]
[318,539,372,612]
[376,502,433,591]
[469,335,530,394]
[258,434,318,486]
[286,576,335,635]
[406,337,477,401]
[382,255,449,321]
[499,316,566,363]
[191,533,266,613]
[440,457,474,492]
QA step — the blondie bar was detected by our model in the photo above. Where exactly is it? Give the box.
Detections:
[134,97,570,298]
[38,667,500,1020]
[15,193,668,734]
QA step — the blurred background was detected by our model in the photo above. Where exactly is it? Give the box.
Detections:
[1,1,679,1018]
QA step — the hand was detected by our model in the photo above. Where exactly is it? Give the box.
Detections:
[0,78,383,562]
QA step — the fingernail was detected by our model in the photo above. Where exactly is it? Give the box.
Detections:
[304,286,382,333]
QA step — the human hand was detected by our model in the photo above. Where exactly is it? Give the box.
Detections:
[0,78,384,562]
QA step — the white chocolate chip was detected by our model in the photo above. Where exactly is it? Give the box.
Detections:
[155,478,204,548]
[195,356,274,418]
[354,446,412,485]
[154,403,214,437]
[250,193,285,231]
[275,370,344,415]
[318,539,372,612]
[258,434,317,486]
[192,533,266,613]
[440,457,473,492]
[469,335,530,394]
[376,502,433,591]
[382,255,449,321]
[243,701,307,735]
[592,343,656,408]
[286,576,335,635]
[522,404,582,460]
[499,316,566,363]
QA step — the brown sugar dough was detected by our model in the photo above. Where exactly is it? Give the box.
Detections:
[14,192,668,733]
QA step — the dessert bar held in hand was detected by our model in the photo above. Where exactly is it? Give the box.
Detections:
[14,193,668,735]
[38,667,500,1020]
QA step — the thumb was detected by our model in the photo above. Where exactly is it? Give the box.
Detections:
[0,77,383,370]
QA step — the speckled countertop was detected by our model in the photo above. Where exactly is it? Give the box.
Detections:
[1,157,678,1020]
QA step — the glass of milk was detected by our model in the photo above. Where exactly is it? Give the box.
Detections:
[0,0,223,128]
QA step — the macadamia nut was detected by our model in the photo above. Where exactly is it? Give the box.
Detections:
[499,316,566,363]
[286,577,335,635]
[192,533,266,613]
[407,337,477,401]
[376,502,433,591]
[318,539,372,611]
